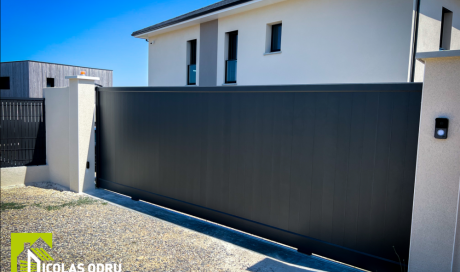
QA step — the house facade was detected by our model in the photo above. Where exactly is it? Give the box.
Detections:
[132,0,460,86]
[0,61,112,98]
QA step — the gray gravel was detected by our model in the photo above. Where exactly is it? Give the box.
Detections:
[1,183,363,272]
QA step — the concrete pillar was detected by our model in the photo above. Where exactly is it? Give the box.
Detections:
[45,87,70,189]
[409,50,460,272]
[66,75,98,193]
[44,75,98,193]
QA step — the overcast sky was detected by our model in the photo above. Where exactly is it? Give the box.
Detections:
[1,0,217,86]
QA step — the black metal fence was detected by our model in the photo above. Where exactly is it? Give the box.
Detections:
[96,83,423,271]
[0,98,46,167]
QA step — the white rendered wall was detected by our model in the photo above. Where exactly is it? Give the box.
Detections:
[409,55,460,272]
[147,0,414,86]
[68,79,96,193]
[414,0,460,82]
[216,0,414,85]
[44,80,96,193]
[148,25,200,86]
[0,166,49,187]
[44,87,70,189]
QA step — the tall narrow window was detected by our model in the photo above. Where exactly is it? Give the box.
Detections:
[440,8,453,50]
[271,24,282,52]
[46,78,55,87]
[188,40,197,85]
[226,31,238,83]
[0,77,10,89]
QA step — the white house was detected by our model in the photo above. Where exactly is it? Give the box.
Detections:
[132,0,460,86]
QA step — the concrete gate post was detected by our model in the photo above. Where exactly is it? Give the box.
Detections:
[409,50,460,272]
[67,75,99,193]
[44,75,99,193]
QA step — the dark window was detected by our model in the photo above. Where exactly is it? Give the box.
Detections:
[0,77,10,89]
[440,8,453,50]
[228,31,238,60]
[189,40,197,65]
[46,78,55,88]
[271,24,282,52]
[226,31,238,84]
[188,40,197,85]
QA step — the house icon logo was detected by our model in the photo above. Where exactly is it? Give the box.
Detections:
[11,233,53,272]
[11,233,122,272]
[20,246,54,272]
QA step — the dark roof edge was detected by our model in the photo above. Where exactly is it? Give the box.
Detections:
[132,0,254,37]
[0,60,113,71]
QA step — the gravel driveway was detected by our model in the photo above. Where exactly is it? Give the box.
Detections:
[1,183,362,272]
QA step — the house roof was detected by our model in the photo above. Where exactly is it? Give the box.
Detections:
[131,0,254,37]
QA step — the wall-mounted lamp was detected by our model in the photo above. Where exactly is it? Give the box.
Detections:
[434,118,449,139]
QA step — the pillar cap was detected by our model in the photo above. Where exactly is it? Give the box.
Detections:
[65,75,100,81]
[416,50,460,63]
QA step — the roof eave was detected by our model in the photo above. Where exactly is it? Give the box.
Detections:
[132,0,287,39]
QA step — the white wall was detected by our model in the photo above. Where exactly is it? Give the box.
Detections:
[44,87,70,189]
[68,79,96,193]
[217,0,414,85]
[44,79,96,193]
[414,0,460,81]
[148,25,200,86]
[147,0,415,86]
[0,165,49,187]
[409,54,460,272]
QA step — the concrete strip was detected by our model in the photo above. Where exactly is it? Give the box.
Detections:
[84,188,364,272]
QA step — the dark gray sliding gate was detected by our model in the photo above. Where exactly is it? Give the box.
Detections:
[96,83,422,272]
[1,98,46,167]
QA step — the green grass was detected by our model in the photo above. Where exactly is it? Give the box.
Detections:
[41,197,102,211]
[0,202,27,211]
[1,197,108,211]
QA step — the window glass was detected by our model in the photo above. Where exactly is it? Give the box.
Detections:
[188,40,197,85]
[0,77,10,89]
[271,24,282,52]
[190,40,197,65]
[226,31,238,83]
[47,78,55,88]
[440,8,453,50]
[228,31,238,60]
[226,60,237,83]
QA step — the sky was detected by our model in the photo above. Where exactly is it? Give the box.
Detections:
[1,0,217,86]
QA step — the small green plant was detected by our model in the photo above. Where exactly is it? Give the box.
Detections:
[0,202,27,211]
[41,197,101,211]
[1,197,108,211]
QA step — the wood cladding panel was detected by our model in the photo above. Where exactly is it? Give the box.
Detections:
[1,61,112,98]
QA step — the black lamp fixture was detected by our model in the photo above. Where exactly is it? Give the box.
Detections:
[434,118,449,139]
